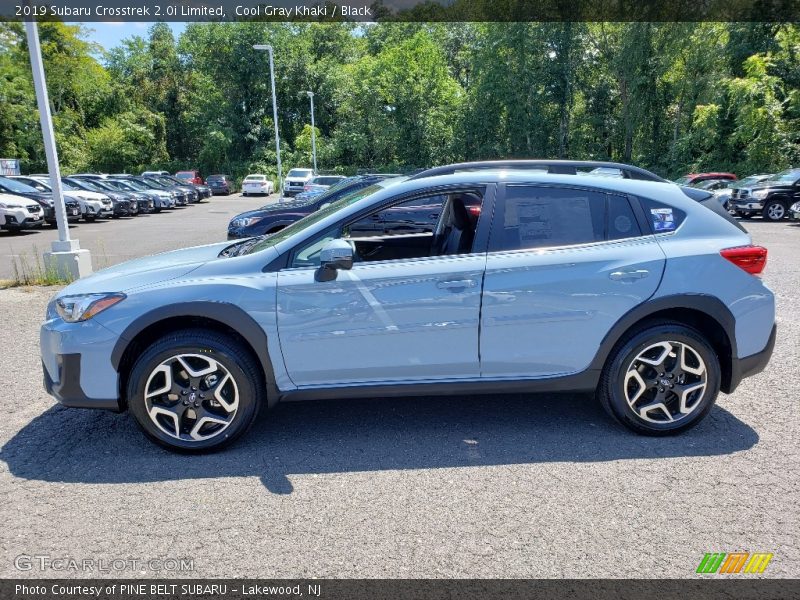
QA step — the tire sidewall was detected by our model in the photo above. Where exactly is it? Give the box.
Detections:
[763,200,786,221]
[127,336,260,452]
[605,325,721,434]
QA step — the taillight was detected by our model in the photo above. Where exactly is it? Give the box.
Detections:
[720,245,767,275]
[468,205,481,216]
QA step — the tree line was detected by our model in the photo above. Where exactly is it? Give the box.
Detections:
[0,21,798,183]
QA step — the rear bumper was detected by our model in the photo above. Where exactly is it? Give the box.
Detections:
[727,323,776,393]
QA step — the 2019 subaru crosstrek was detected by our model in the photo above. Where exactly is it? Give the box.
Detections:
[40,161,776,452]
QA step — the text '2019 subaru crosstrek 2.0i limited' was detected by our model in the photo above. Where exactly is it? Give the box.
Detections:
[40,161,776,452]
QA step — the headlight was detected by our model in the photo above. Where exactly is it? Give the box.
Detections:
[55,293,126,323]
[232,217,263,228]
[751,189,768,199]
[791,202,800,212]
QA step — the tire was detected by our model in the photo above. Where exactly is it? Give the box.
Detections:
[762,200,786,221]
[127,329,264,452]
[597,321,721,436]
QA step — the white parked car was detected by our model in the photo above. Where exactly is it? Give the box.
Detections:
[283,168,315,196]
[0,192,44,231]
[242,174,274,196]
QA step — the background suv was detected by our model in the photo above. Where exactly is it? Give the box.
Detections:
[40,161,776,452]
[283,168,315,196]
[731,168,800,221]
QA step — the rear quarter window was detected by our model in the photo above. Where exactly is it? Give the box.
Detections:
[637,196,687,234]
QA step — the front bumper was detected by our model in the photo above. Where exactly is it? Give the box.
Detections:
[733,200,764,215]
[1,211,44,229]
[40,317,122,410]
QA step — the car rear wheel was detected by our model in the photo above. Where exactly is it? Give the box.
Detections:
[127,329,264,452]
[598,322,720,435]
[763,200,786,221]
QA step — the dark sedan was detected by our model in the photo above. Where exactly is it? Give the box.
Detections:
[207,174,234,195]
[228,175,398,239]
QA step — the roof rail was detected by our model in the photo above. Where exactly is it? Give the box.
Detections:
[408,160,667,183]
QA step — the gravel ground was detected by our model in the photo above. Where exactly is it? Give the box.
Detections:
[0,218,797,579]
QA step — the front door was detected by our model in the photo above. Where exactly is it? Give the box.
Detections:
[276,189,489,387]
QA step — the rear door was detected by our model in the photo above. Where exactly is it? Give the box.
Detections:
[480,184,666,378]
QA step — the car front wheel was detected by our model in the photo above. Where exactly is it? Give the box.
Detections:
[598,322,720,435]
[127,329,264,452]
[763,200,786,221]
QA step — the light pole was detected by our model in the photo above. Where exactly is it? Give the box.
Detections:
[25,20,91,278]
[253,44,283,197]
[302,91,317,173]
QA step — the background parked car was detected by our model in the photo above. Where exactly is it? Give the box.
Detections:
[62,177,120,220]
[0,176,81,226]
[144,175,200,203]
[120,175,189,205]
[731,168,800,221]
[302,175,348,196]
[0,192,44,231]
[675,172,737,185]
[88,178,154,214]
[106,178,173,211]
[228,174,403,239]
[157,174,211,200]
[282,168,315,196]
[242,174,274,196]
[791,201,800,220]
[727,174,774,213]
[9,176,83,224]
[206,174,234,195]
[141,170,170,177]
[175,170,203,185]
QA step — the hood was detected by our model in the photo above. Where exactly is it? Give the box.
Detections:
[751,180,788,190]
[61,241,233,295]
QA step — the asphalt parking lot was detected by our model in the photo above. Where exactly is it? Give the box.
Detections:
[0,193,277,280]
[0,216,797,579]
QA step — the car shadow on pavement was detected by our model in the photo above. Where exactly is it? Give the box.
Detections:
[1,393,758,494]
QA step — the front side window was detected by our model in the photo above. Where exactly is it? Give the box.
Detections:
[289,189,484,268]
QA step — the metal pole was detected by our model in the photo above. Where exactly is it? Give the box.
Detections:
[267,47,283,197]
[25,20,69,243]
[308,91,317,173]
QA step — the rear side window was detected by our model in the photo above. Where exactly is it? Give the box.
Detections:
[638,197,687,234]
[492,186,605,251]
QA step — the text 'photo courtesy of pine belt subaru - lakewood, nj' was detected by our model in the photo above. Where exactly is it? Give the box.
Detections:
[40,161,777,452]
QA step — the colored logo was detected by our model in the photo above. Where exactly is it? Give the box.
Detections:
[696,552,773,574]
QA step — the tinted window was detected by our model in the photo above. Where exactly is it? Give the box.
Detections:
[607,194,642,240]
[494,186,605,251]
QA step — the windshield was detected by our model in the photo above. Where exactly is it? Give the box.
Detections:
[245,175,266,181]
[0,176,37,193]
[69,178,104,192]
[674,176,691,185]
[137,178,166,189]
[113,179,144,191]
[766,169,800,184]
[236,183,383,256]
[175,172,193,179]
[287,169,312,178]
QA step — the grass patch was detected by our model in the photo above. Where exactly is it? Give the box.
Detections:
[2,245,74,288]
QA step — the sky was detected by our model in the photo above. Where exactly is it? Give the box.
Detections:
[72,22,187,52]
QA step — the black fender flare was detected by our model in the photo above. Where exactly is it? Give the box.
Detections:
[110,301,279,404]
[587,294,737,385]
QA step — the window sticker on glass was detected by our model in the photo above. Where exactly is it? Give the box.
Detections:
[651,207,675,232]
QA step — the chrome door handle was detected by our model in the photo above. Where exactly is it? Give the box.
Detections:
[609,269,650,281]
[437,279,477,290]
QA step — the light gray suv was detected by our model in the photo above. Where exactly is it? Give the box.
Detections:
[41,161,776,452]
